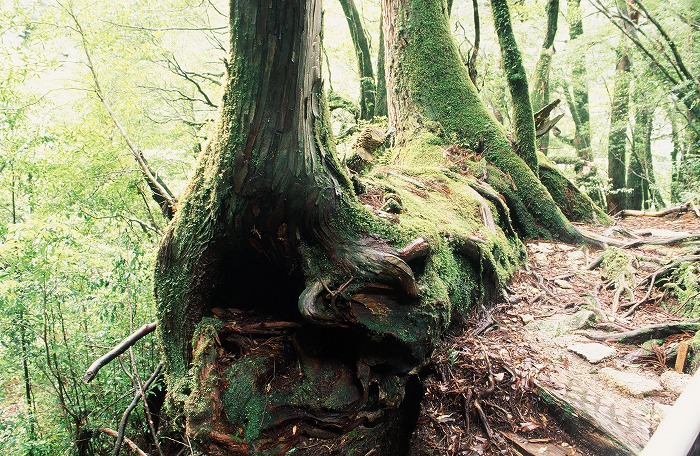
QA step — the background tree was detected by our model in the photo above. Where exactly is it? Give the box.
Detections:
[339,0,377,119]
[530,0,559,155]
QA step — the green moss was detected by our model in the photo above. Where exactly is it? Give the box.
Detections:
[392,0,581,243]
[538,153,611,224]
[221,357,269,442]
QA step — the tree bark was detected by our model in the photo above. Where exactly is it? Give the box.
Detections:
[155,1,446,454]
[154,0,603,453]
[627,103,649,210]
[530,0,559,156]
[339,0,376,120]
[490,0,539,174]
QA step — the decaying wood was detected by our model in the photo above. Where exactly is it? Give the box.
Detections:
[397,237,430,262]
[347,126,389,171]
[582,321,700,344]
[534,99,564,138]
[537,383,645,455]
[501,431,578,456]
[84,322,157,383]
[96,427,147,456]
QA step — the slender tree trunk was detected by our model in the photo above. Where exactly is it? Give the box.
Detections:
[339,0,376,120]
[670,112,681,203]
[627,103,649,210]
[467,0,481,86]
[606,0,635,213]
[530,0,559,155]
[489,0,539,175]
[606,50,631,214]
[375,2,388,117]
[566,0,591,160]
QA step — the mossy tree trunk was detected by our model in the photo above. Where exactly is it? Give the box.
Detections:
[606,49,631,214]
[566,0,591,160]
[154,0,605,454]
[383,0,584,241]
[339,0,376,120]
[530,0,559,155]
[489,0,539,174]
[154,1,522,454]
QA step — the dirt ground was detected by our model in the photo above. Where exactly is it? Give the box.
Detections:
[410,211,700,456]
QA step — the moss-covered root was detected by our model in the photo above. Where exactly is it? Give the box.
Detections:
[538,154,611,225]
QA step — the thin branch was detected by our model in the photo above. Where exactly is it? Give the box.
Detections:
[97,427,147,456]
[61,3,177,219]
[101,19,227,32]
[114,363,163,456]
[84,323,157,383]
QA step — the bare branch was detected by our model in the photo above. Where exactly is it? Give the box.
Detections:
[83,323,157,383]
[60,3,177,219]
[96,428,147,456]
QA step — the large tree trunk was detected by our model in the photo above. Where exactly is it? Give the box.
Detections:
[339,0,376,120]
[530,0,559,156]
[155,0,606,454]
[383,0,587,240]
[155,1,521,454]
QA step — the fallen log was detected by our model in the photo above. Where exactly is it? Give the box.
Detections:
[536,380,648,455]
[614,202,695,219]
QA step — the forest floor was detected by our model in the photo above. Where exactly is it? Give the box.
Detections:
[410,211,700,456]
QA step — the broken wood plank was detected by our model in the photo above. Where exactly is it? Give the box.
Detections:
[536,379,649,455]
[676,341,690,373]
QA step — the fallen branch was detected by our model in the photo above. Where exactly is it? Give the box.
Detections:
[114,363,163,456]
[97,427,147,456]
[614,202,694,219]
[638,255,700,291]
[582,321,700,344]
[623,234,700,249]
[84,322,157,383]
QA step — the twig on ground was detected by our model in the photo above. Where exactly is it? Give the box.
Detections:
[97,427,147,456]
